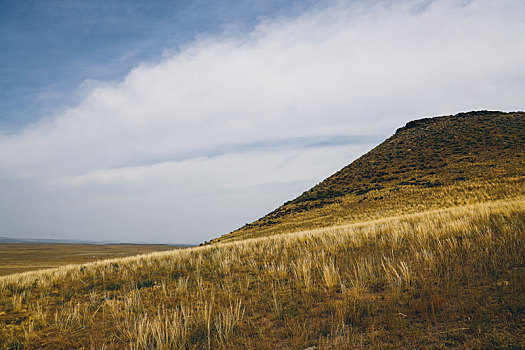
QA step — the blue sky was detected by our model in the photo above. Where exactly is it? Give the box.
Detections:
[0,0,524,244]
[0,0,320,131]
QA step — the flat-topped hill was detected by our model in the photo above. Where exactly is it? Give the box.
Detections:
[214,111,525,242]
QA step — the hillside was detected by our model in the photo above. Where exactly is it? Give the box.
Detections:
[213,111,525,243]
[1,199,524,349]
[1,110,524,349]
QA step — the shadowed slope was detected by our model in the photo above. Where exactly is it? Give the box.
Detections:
[214,111,525,242]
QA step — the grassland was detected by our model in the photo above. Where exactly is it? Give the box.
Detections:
[1,197,524,349]
[1,111,523,349]
[0,244,183,276]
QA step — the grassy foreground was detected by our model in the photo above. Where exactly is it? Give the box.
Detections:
[1,197,524,349]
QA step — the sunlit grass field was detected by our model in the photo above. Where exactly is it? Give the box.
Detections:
[1,195,524,349]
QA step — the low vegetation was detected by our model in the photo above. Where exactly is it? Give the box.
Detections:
[1,197,524,349]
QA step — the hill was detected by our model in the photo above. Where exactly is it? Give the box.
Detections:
[213,111,525,243]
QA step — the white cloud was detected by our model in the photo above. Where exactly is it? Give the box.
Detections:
[0,0,524,243]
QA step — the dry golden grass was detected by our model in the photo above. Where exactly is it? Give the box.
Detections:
[216,177,525,242]
[1,196,524,349]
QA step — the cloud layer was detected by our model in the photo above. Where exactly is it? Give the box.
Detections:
[1,0,524,243]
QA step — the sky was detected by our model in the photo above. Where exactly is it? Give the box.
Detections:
[0,0,524,244]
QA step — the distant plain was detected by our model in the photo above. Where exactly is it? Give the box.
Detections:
[0,243,183,276]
